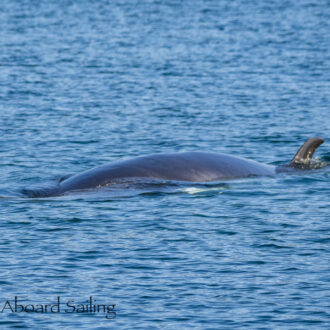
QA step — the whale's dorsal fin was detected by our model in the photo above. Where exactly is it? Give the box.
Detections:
[291,137,324,164]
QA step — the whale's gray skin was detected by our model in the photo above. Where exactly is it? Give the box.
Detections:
[23,137,324,197]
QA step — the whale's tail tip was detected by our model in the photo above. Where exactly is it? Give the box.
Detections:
[290,137,324,166]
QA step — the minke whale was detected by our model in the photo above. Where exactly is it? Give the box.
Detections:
[23,137,325,197]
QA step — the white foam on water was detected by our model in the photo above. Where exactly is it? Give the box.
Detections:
[182,187,224,194]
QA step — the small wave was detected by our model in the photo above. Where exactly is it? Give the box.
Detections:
[19,186,60,198]
[292,157,328,170]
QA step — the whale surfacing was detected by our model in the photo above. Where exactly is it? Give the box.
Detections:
[23,137,325,197]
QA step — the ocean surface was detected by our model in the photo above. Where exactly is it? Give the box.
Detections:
[0,0,329,328]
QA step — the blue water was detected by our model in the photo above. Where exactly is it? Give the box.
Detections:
[0,0,329,328]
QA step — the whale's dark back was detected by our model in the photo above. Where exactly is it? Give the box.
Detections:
[57,152,275,194]
[21,137,325,198]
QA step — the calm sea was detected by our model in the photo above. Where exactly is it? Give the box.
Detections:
[0,0,329,328]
